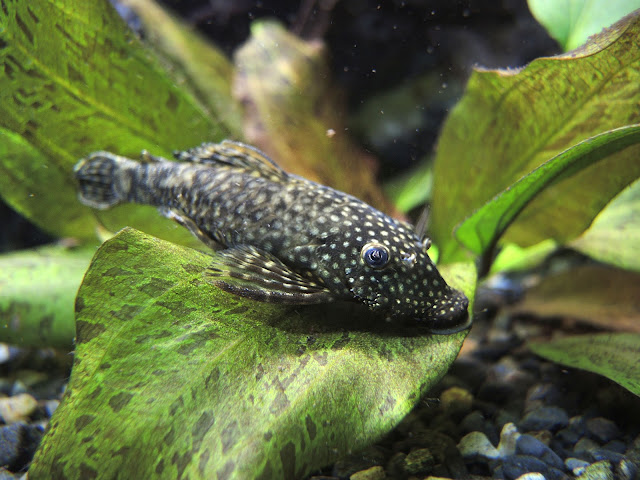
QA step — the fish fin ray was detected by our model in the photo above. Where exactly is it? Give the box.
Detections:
[205,245,333,304]
[173,140,288,182]
[159,208,223,250]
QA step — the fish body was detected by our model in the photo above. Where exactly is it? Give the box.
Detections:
[74,141,470,333]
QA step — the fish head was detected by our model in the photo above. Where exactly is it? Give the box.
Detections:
[314,215,470,334]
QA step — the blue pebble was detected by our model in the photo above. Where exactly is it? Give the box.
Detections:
[586,417,621,443]
[589,448,627,464]
[520,406,569,432]
[565,457,590,473]
[502,455,551,480]
[516,434,564,469]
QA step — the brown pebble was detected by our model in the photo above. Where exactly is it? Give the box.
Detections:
[0,393,38,423]
[349,465,385,480]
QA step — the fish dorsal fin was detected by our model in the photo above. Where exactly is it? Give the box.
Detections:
[206,245,334,304]
[174,140,288,181]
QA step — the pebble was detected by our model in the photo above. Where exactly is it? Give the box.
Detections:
[403,448,434,474]
[497,423,521,457]
[349,465,384,480]
[42,400,59,418]
[439,386,473,417]
[514,473,547,480]
[565,457,590,475]
[576,460,614,480]
[574,437,600,454]
[501,455,551,480]
[589,448,627,464]
[332,447,386,478]
[516,434,564,470]
[0,423,43,471]
[457,431,500,460]
[524,383,562,414]
[519,406,569,432]
[602,439,627,454]
[585,417,621,443]
[0,394,38,424]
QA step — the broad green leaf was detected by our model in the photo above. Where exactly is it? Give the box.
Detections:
[530,333,640,396]
[234,21,394,212]
[528,1,640,51]
[0,244,94,349]
[0,0,232,243]
[571,177,640,271]
[511,264,640,333]
[455,125,640,258]
[30,228,474,479]
[431,11,640,263]
[383,158,433,214]
[489,239,557,274]
[115,0,243,133]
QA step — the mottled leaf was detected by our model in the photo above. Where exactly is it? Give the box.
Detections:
[0,0,232,244]
[530,333,640,396]
[30,228,474,479]
[431,11,640,263]
[528,1,640,51]
[571,177,640,271]
[116,0,243,133]
[511,264,640,333]
[234,21,394,212]
[0,244,94,349]
[454,125,640,258]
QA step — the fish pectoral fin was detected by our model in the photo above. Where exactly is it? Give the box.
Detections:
[173,140,288,182]
[159,208,223,250]
[205,245,334,304]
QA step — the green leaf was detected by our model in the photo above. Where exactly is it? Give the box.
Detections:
[116,0,243,133]
[454,125,640,257]
[383,158,433,214]
[528,1,640,51]
[530,333,640,397]
[431,11,640,263]
[571,177,640,271]
[30,228,474,479]
[489,239,557,274]
[0,0,233,243]
[512,264,640,333]
[0,244,94,349]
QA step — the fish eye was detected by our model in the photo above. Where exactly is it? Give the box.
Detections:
[361,242,390,269]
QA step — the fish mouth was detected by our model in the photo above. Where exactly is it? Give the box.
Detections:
[418,290,472,335]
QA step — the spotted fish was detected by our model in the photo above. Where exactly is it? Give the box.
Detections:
[74,141,470,333]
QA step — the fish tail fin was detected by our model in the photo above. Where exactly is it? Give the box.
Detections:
[74,152,128,209]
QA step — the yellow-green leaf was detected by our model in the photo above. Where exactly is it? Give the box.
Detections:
[30,228,475,479]
[530,333,640,396]
[431,11,640,263]
[0,0,232,243]
[0,244,94,349]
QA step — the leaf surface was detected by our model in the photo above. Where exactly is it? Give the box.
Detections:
[454,125,640,257]
[571,177,640,271]
[431,11,640,263]
[511,264,640,333]
[530,333,640,397]
[30,228,474,479]
[528,1,640,51]
[0,244,93,349]
[233,21,394,213]
[0,0,231,243]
